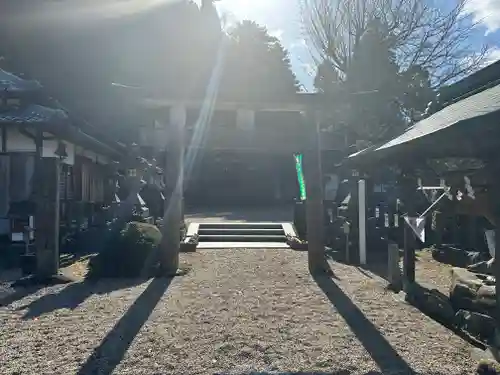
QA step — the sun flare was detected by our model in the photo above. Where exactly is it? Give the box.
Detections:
[215,0,274,22]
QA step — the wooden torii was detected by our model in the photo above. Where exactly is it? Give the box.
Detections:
[139,94,337,275]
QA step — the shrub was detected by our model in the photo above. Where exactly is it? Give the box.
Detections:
[87,221,162,278]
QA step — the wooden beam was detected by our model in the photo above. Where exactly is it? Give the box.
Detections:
[140,92,342,112]
[143,98,308,112]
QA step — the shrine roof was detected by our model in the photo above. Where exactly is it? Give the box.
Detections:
[0,68,42,92]
[0,104,68,124]
[348,82,500,164]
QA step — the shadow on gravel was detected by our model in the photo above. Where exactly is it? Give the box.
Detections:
[215,372,381,375]
[0,284,45,308]
[214,371,456,375]
[15,278,146,319]
[76,276,173,375]
[313,268,416,375]
[325,248,422,283]
[324,249,392,281]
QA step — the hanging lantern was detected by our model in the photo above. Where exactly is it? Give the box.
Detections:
[54,141,68,160]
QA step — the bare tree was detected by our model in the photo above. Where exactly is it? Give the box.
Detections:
[299,0,489,88]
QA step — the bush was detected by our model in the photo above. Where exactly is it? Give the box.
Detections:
[87,221,162,278]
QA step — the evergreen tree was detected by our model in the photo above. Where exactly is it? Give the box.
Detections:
[313,19,435,143]
[220,21,300,101]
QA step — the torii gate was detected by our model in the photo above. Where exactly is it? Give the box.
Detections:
[139,94,337,275]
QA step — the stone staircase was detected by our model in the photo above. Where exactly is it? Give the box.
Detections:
[187,222,296,249]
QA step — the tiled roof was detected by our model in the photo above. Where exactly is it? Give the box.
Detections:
[0,68,42,92]
[0,104,68,124]
[349,82,500,160]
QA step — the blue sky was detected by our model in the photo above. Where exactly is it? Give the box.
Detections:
[211,0,500,91]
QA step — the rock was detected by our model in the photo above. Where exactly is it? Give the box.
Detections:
[469,258,496,276]
[455,310,496,341]
[477,285,497,311]
[406,284,456,324]
[450,267,497,314]
[477,360,500,375]
[433,246,488,267]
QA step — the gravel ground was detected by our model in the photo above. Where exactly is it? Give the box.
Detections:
[0,249,477,375]
[415,250,455,295]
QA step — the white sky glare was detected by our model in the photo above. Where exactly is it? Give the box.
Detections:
[215,0,283,25]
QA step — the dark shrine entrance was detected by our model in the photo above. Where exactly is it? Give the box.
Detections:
[184,149,298,206]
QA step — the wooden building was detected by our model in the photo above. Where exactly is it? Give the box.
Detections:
[0,68,125,247]
[347,60,500,323]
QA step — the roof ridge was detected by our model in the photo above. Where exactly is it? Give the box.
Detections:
[443,78,500,107]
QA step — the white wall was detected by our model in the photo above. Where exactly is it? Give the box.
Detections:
[6,128,35,153]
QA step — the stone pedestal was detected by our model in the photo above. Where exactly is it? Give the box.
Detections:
[388,242,402,291]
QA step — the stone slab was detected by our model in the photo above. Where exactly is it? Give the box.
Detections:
[196,242,290,249]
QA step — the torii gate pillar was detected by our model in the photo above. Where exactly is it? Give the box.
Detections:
[303,110,328,274]
[160,104,185,274]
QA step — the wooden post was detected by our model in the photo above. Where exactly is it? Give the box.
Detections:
[53,157,61,270]
[34,128,45,276]
[433,210,443,247]
[358,179,367,265]
[34,131,61,278]
[488,162,500,329]
[1,125,6,152]
[494,227,500,327]
[467,216,476,250]
[400,168,416,291]
[303,110,327,274]
[403,223,416,290]
[160,105,185,275]
[451,215,459,245]
[388,242,402,291]
[350,173,360,261]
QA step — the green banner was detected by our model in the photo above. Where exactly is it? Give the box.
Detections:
[294,153,306,200]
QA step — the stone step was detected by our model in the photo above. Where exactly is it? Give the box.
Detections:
[198,223,284,230]
[198,228,285,236]
[187,222,295,246]
[198,234,287,242]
